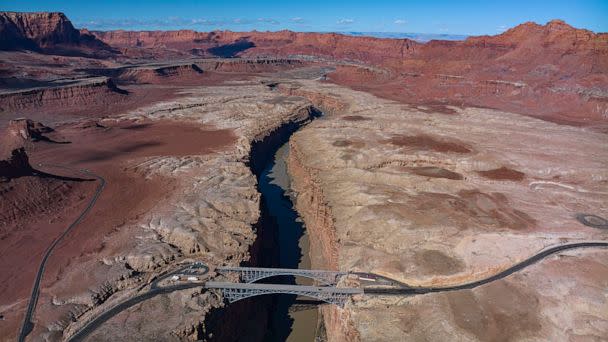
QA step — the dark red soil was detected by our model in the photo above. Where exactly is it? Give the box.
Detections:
[387,134,472,154]
[477,167,526,181]
[409,167,463,180]
[341,115,372,121]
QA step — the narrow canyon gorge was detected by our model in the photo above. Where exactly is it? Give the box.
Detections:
[0,10,607,342]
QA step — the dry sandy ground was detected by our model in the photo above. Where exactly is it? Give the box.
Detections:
[286,79,608,341]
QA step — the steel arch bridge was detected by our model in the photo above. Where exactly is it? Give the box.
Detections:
[216,266,348,285]
[205,281,363,307]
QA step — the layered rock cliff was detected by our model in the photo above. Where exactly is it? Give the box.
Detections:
[0,12,115,56]
[88,20,608,123]
[2,12,605,121]
[0,77,127,112]
[92,29,419,65]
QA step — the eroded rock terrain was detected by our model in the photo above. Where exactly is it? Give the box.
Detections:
[286,80,608,341]
[0,10,607,342]
[1,78,319,340]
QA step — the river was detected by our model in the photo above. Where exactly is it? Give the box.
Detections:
[258,142,319,341]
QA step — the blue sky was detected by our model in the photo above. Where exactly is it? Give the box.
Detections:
[1,0,606,35]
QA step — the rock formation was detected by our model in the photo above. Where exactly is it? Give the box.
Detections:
[92,29,420,64]
[0,118,52,181]
[0,77,127,112]
[0,148,33,181]
[0,12,116,56]
[86,20,608,123]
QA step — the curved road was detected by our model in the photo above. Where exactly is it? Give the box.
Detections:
[66,242,608,341]
[18,165,106,342]
[364,241,608,295]
[68,264,209,342]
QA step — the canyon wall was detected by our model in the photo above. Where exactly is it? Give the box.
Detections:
[3,11,606,123]
[92,29,419,66]
[284,87,361,342]
[288,142,360,342]
[0,77,127,112]
[90,20,608,124]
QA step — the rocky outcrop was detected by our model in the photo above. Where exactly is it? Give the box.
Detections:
[115,63,203,84]
[0,147,33,181]
[0,77,127,112]
[343,20,608,123]
[278,84,349,115]
[6,118,54,141]
[0,12,116,56]
[198,58,307,73]
[0,118,54,180]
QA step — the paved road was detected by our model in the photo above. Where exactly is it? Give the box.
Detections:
[150,262,209,290]
[18,166,106,342]
[67,283,206,342]
[64,242,607,340]
[364,242,608,295]
[67,263,209,342]
[205,281,363,293]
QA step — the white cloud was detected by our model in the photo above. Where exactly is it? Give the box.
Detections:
[291,17,305,23]
[74,17,229,29]
[336,18,355,25]
[496,25,508,32]
[257,18,280,25]
[394,19,407,25]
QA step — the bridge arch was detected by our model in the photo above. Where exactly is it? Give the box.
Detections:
[205,281,362,307]
[216,266,348,286]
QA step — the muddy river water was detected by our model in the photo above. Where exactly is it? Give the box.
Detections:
[258,142,318,341]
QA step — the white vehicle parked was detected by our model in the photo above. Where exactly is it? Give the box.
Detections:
[187,276,198,282]
[170,275,180,281]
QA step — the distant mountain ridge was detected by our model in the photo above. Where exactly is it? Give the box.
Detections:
[1,12,606,122]
[340,32,468,42]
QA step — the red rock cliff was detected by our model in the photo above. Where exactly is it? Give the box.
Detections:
[0,12,115,55]
[92,29,419,66]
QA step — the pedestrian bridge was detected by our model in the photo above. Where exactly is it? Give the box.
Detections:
[205,281,363,307]
[216,266,348,285]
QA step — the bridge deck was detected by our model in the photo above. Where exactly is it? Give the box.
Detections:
[216,266,348,275]
[205,281,363,294]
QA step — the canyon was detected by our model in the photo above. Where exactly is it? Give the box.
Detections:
[0,11,607,342]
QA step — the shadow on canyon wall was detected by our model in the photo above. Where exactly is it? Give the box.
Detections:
[207,38,255,58]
